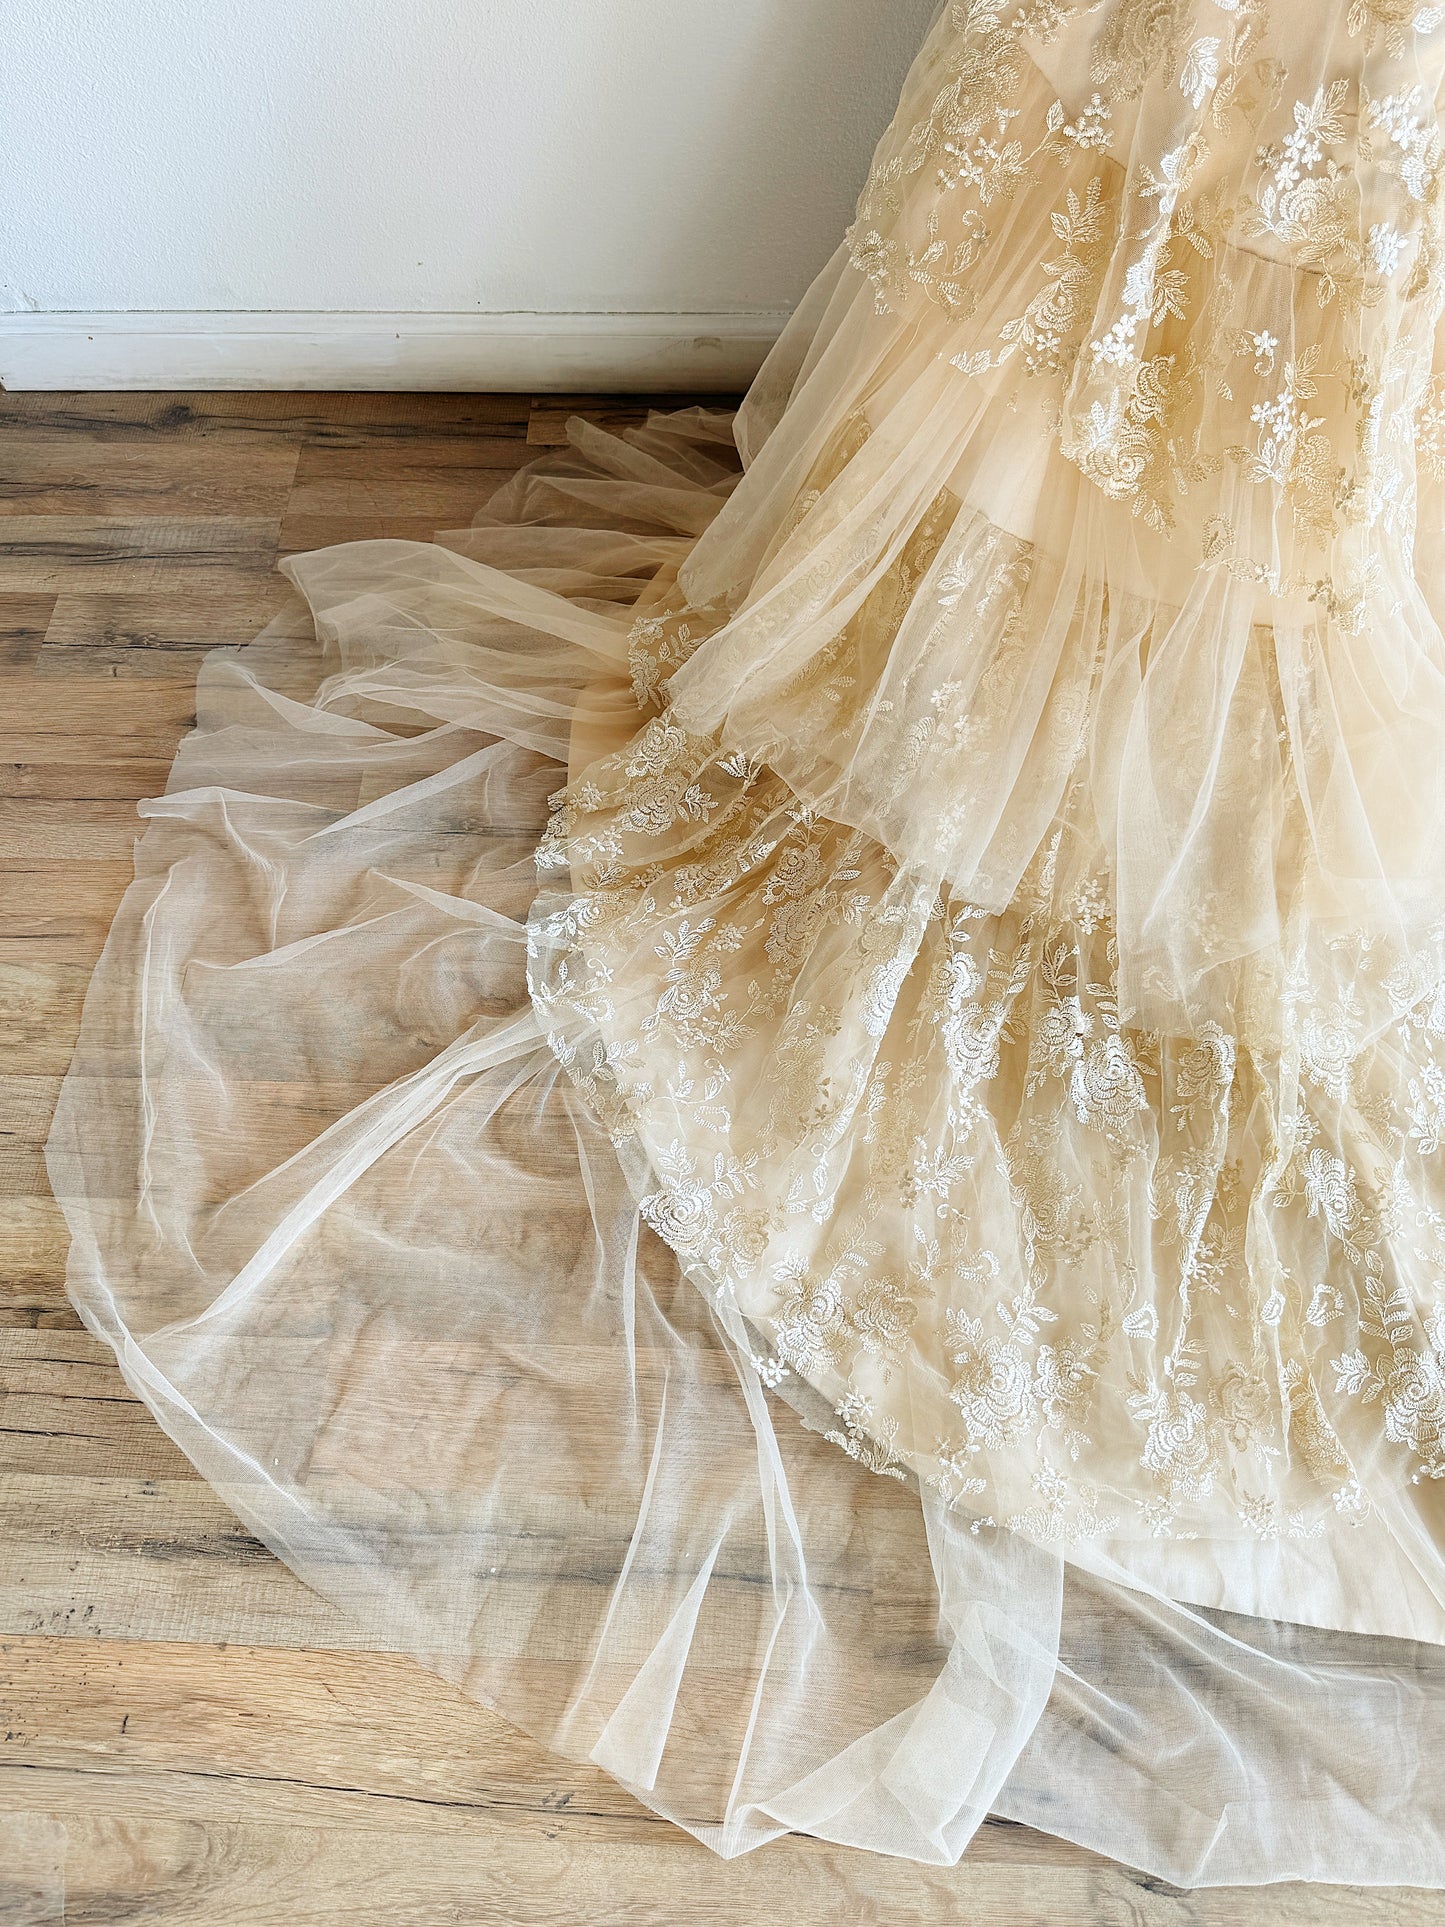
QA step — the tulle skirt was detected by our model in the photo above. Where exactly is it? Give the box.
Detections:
[41,385,1445,1884]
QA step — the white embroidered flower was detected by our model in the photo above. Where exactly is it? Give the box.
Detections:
[1381,1349,1445,1460]
[1366,86,1440,199]
[1246,329,1279,375]
[641,1180,716,1260]
[1306,1280,1347,1327]
[1034,1341,1095,1431]
[1302,1147,1359,1242]
[1123,1303,1160,1340]
[1033,992,1087,1075]
[764,896,823,970]
[1072,395,1151,496]
[763,840,825,902]
[655,962,723,1029]
[1174,1021,1236,1108]
[619,775,685,837]
[720,1207,772,1271]
[772,1270,846,1375]
[849,1276,919,1355]
[943,1002,1003,1089]
[1142,1391,1217,1501]
[947,1315,1037,1450]
[1050,93,1113,152]
[1180,37,1221,110]
[624,716,694,780]
[1071,876,1110,935]
[1300,1015,1355,1103]
[1407,1060,1445,1154]
[1091,312,1143,367]
[825,1392,908,1481]
[863,949,912,1038]
[1369,221,1408,275]
[1218,1361,1273,1452]
[1070,1034,1148,1135]
[943,946,981,1004]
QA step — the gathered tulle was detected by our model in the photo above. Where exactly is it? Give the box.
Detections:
[44,0,1445,1888]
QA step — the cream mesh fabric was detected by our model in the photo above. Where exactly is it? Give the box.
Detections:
[45,0,1445,1884]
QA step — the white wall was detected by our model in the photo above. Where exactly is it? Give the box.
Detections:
[0,0,938,388]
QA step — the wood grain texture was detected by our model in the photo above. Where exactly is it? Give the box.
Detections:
[0,391,1438,1925]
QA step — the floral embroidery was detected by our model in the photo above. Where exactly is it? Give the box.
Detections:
[1000,178,1114,377]
[1350,1,1445,57]
[826,1392,909,1480]
[526,0,1445,1548]
[1091,0,1189,99]
[1334,1290,1445,1479]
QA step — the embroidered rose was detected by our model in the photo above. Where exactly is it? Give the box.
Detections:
[1175,1022,1235,1107]
[944,1003,1003,1087]
[1142,1390,1216,1501]
[849,1277,918,1356]
[641,1181,715,1260]
[863,950,911,1038]
[655,963,723,1029]
[1070,1033,1148,1134]
[765,841,826,903]
[1302,1147,1359,1243]
[1217,1361,1273,1453]
[1034,1341,1095,1430]
[772,1272,846,1376]
[948,1316,1037,1449]
[719,1207,771,1271]
[1382,1349,1445,1459]
[764,896,824,969]
[621,777,684,837]
[1301,1015,1355,1103]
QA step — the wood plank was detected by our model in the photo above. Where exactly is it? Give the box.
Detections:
[4,675,198,754]
[0,518,280,595]
[0,759,170,802]
[42,585,301,652]
[525,394,732,447]
[0,863,138,966]
[36,585,305,684]
[0,1471,368,1648]
[0,1806,1432,1926]
[0,1075,57,1151]
[0,392,534,440]
[0,800,158,865]
[282,477,515,524]
[1,1330,198,1484]
[7,1641,1414,1926]
[0,1198,71,1312]
[0,436,301,519]
[278,515,480,554]
[0,596,58,669]
[0,963,91,1076]
[290,436,531,484]
[0,1636,652,1835]
[0,1815,1134,1927]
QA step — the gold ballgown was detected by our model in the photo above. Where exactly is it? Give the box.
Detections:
[48,0,1445,1882]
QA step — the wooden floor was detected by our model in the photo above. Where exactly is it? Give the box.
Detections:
[0,390,1438,1926]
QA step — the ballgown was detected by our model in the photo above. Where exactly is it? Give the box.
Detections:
[46,0,1445,1884]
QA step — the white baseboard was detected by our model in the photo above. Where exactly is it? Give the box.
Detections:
[0,309,789,392]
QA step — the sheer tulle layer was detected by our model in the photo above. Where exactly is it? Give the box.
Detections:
[45,0,1445,1887]
[659,5,1445,1033]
